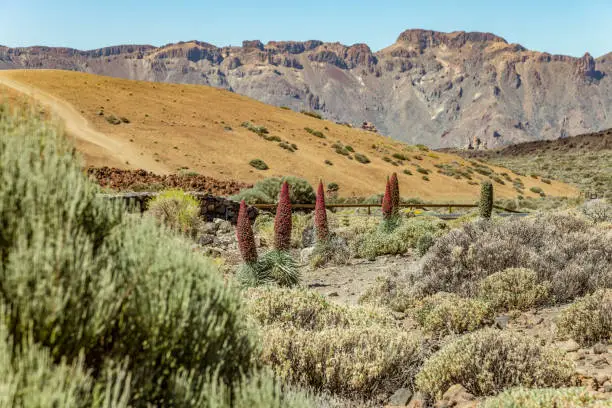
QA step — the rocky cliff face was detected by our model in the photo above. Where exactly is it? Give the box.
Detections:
[2,29,610,148]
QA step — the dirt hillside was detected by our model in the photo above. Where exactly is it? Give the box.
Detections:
[0,69,578,200]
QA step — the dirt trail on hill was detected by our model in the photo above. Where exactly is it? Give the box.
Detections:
[0,75,168,173]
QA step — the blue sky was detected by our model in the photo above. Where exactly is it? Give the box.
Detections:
[1,0,611,57]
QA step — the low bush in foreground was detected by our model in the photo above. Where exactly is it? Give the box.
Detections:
[478,268,552,311]
[0,107,257,406]
[358,275,417,313]
[480,387,609,408]
[410,293,493,337]
[245,288,393,331]
[421,213,612,302]
[416,329,574,400]
[556,289,612,346]
[261,325,426,398]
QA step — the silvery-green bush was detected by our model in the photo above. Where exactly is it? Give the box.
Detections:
[0,108,255,406]
[421,214,612,302]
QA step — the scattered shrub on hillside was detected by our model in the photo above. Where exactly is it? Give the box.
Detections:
[530,186,544,195]
[541,178,552,184]
[304,127,325,138]
[416,167,429,175]
[105,114,121,125]
[416,144,429,151]
[556,289,612,346]
[249,158,269,170]
[332,143,350,156]
[327,182,339,193]
[420,213,612,301]
[147,189,202,237]
[345,145,355,152]
[264,135,282,142]
[416,329,574,400]
[279,141,296,152]
[261,325,425,398]
[301,110,323,119]
[120,116,130,123]
[324,159,333,166]
[0,108,256,406]
[410,293,493,337]
[478,268,551,311]
[403,169,413,176]
[233,176,315,205]
[392,152,410,161]
[354,153,371,164]
[241,121,269,136]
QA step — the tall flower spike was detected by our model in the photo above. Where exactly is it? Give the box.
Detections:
[274,181,292,250]
[236,200,258,263]
[382,178,393,220]
[390,172,400,215]
[315,180,329,242]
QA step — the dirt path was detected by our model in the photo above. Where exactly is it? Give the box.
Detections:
[0,74,168,173]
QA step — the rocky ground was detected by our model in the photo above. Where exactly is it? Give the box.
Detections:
[194,218,611,407]
[88,166,250,195]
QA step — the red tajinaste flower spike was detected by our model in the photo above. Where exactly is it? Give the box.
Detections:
[315,180,329,242]
[382,178,393,220]
[390,172,400,215]
[274,181,292,250]
[236,200,258,263]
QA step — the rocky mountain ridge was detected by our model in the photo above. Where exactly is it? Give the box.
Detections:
[2,29,611,148]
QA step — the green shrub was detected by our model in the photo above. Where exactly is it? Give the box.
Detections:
[421,213,611,301]
[345,145,354,152]
[105,114,121,125]
[301,110,322,119]
[233,176,315,205]
[0,108,255,406]
[416,167,429,175]
[392,152,410,161]
[557,289,612,346]
[416,329,574,400]
[403,169,412,176]
[354,153,371,164]
[261,325,425,398]
[416,232,434,256]
[279,141,296,152]
[241,121,269,136]
[416,144,429,151]
[480,387,609,408]
[244,288,391,330]
[304,127,325,138]
[147,189,202,237]
[530,186,543,194]
[478,268,551,311]
[410,293,493,337]
[250,158,269,170]
[355,217,447,259]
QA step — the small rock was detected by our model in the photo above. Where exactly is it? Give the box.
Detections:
[593,343,608,354]
[593,357,610,369]
[603,381,612,393]
[494,315,509,330]
[198,233,215,246]
[328,291,339,297]
[441,384,475,404]
[216,220,232,234]
[595,374,610,385]
[388,388,413,406]
[300,247,315,263]
[201,222,219,235]
[531,317,544,325]
[406,392,427,408]
[301,226,315,247]
[559,339,581,353]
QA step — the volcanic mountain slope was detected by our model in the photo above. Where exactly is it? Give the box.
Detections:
[443,128,612,196]
[2,29,611,148]
[0,69,577,200]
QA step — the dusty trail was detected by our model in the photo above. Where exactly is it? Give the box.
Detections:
[0,74,168,173]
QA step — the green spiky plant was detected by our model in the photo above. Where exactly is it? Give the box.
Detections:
[479,180,494,219]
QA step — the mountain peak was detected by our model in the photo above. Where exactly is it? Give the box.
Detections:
[396,29,507,50]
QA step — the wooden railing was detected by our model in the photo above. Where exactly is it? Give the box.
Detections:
[251,202,524,215]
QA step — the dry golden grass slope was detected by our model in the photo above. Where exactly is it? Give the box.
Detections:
[0,69,578,200]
